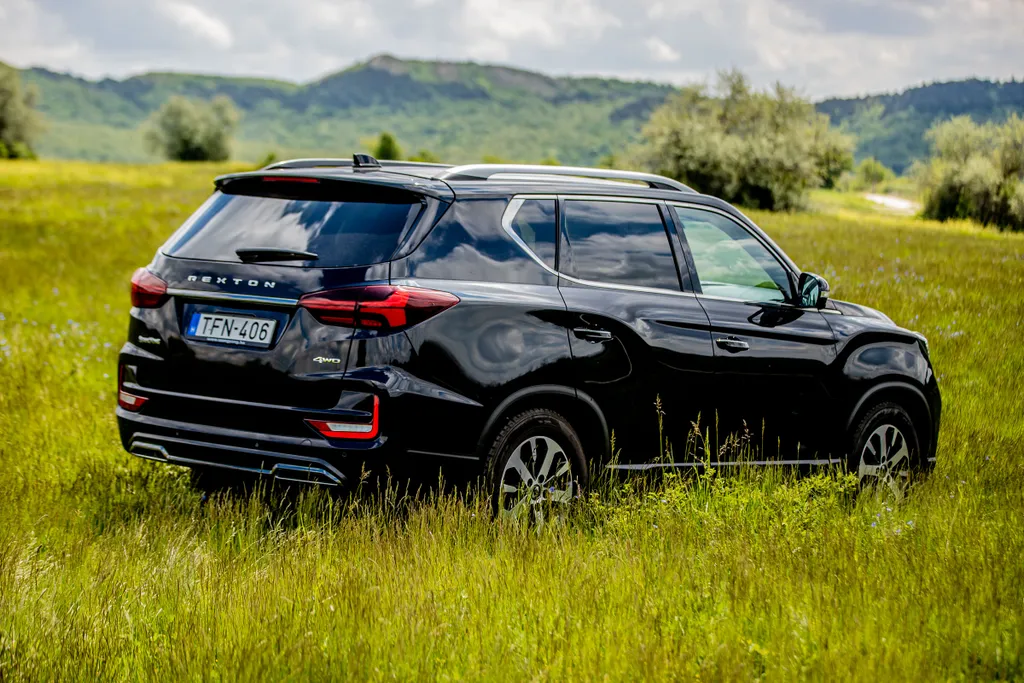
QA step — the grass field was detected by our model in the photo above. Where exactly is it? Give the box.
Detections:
[1,161,1023,680]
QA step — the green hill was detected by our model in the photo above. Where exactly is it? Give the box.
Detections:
[13,56,1024,170]
[818,78,1024,173]
[18,55,674,164]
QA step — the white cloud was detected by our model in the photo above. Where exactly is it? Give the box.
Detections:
[458,0,620,60]
[304,0,375,30]
[0,0,1020,97]
[157,0,233,49]
[646,37,680,63]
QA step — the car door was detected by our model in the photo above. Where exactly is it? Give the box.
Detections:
[670,204,838,463]
[554,197,715,466]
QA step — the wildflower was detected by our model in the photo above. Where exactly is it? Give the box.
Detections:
[52,288,59,296]
[906,521,914,527]
[885,506,892,513]
[894,527,902,534]
[871,522,877,528]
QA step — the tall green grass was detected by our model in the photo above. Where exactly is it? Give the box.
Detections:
[1,161,1023,680]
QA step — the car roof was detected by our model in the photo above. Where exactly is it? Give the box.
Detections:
[217,157,727,206]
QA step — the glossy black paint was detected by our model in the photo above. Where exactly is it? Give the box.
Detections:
[117,164,941,487]
[558,281,716,463]
[696,297,837,459]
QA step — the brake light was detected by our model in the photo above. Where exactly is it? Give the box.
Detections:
[262,176,320,184]
[306,396,379,440]
[131,268,168,308]
[117,366,149,412]
[299,285,459,331]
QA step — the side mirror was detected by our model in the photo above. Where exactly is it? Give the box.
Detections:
[797,272,830,309]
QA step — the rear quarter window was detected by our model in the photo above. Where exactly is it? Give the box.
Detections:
[508,199,557,269]
[163,179,425,268]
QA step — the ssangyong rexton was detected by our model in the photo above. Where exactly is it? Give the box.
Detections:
[118,155,940,518]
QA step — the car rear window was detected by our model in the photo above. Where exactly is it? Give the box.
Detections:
[162,178,425,268]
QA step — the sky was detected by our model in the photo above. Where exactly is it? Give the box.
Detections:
[1,0,1022,98]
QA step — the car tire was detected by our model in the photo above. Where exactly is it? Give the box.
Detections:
[848,401,921,500]
[485,408,588,523]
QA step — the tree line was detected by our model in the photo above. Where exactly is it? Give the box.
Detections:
[1,62,1021,229]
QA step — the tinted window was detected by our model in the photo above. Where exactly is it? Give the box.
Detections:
[509,199,557,269]
[674,207,791,303]
[403,199,555,285]
[562,201,679,290]
[163,181,423,268]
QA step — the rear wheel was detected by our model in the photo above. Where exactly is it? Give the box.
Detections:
[485,409,588,524]
[849,402,921,500]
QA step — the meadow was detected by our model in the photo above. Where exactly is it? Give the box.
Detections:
[1,161,1023,680]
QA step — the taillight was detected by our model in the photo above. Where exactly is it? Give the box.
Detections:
[299,285,459,331]
[306,396,379,440]
[117,365,148,412]
[131,268,168,308]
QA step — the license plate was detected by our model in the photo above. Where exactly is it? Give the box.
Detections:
[187,313,276,347]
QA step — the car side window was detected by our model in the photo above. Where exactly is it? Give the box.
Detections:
[561,200,680,290]
[509,199,557,270]
[673,207,791,303]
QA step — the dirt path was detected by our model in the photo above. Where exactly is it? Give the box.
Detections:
[864,193,919,215]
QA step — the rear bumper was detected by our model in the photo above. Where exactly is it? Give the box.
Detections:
[117,402,484,487]
[117,408,391,486]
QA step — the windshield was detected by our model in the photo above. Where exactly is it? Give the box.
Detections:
[162,180,424,268]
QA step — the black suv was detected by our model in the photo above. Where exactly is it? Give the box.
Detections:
[118,155,940,515]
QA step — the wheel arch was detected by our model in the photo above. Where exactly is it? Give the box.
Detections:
[476,385,610,465]
[845,380,934,459]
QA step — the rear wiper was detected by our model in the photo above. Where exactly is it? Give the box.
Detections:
[235,248,319,263]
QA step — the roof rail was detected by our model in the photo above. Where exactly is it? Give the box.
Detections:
[436,164,694,192]
[262,157,453,171]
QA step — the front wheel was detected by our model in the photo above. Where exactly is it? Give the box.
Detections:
[849,402,921,500]
[485,409,588,524]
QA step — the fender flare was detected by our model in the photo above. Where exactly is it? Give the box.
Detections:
[845,380,933,444]
[476,384,610,461]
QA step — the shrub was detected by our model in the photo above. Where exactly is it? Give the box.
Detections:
[143,95,240,162]
[372,132,403,160]
[633,70,854,210]
[256,151,279,168]
[407,148,441,163]
[852,157,895,189]
[0,63,42,159]
[918,115,1024,230]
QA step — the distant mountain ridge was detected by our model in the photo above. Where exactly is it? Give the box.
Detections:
[17,54,675,164]
[818,78,1024,173]
[11,55,1024,170]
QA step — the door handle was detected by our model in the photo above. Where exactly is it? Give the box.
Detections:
[573,327,613,343]
[715,336,750,352]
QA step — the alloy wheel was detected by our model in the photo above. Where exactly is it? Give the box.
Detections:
[498,435,576,524]
[858,423,912,500]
